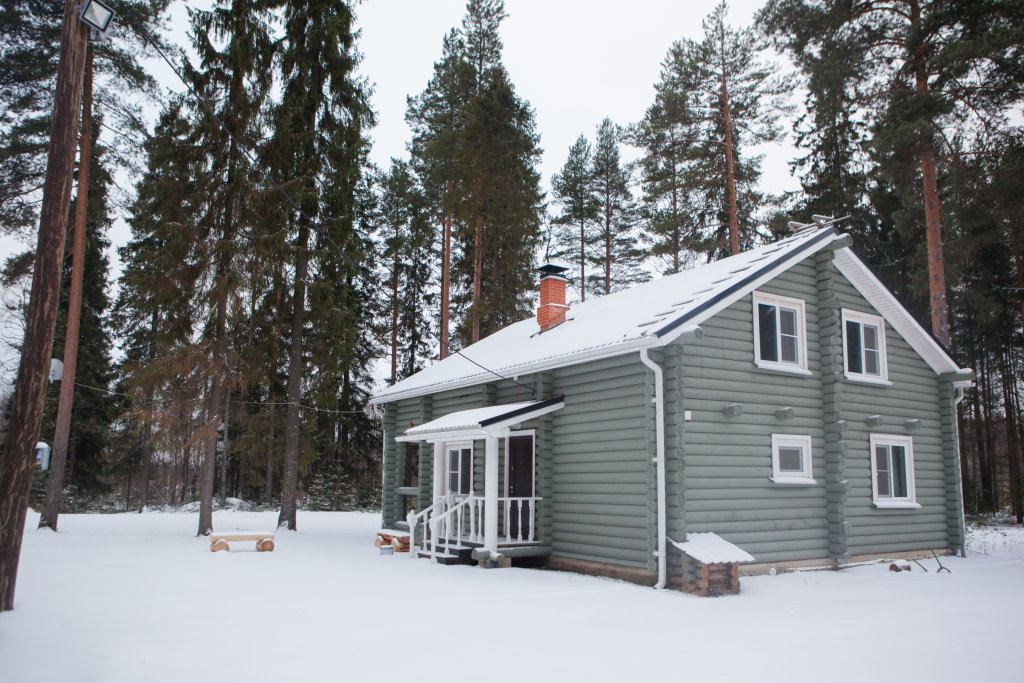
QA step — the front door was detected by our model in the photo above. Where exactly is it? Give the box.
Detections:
[506,435,534,539]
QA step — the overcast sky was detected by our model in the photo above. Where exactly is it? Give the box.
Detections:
[356,0,801,197]
[0,0,804,380]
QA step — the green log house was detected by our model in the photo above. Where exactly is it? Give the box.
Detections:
[369,221,972,589]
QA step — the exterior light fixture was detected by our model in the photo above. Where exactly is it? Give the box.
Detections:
[78,0,115,40]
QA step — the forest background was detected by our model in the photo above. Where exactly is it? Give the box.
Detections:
[0,0,1021,535]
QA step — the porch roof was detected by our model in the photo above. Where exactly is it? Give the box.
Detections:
[395,395,565,443]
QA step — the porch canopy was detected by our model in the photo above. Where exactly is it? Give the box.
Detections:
[395,395,565,443]
[395,396,564,556]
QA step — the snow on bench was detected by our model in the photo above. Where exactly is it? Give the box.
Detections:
[209,531,275,552]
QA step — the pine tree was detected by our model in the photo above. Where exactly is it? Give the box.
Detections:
[590,117,648,295]
[679,2,791,257]
[407,30,473,359]
[379,159,435,383]
[453,63,542,343]
[758,0,1024,345]
[549,135,598,302]
[631,62,704,274]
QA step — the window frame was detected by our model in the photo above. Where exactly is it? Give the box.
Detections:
[869,434,919,508]
[752,291,810,375]
[842,309,891,385]
[444,441,473,496]
[770,434,816,485]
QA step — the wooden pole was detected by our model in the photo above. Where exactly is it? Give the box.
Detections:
[0,3,89,612]
[40,46,94,531]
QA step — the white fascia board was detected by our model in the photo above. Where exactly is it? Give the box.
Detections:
[831,249,962,376]
[370,336,658,405]
[660,235,842,343]
[395,428,487,443]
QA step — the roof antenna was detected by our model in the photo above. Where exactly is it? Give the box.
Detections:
[788,215,850,234]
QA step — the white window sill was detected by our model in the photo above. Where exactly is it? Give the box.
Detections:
[873,500,921,509]
[754,361,812,376]
[770,476,817,485]
[844,373,892,387]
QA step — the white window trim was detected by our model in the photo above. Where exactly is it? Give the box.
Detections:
[842,309,891,385]
[503,430,536,498]
[869,433,919,508]
[752,291,809,375]
[444,441,473,496]
[770,434,816,484]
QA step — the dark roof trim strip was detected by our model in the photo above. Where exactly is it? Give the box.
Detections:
[654,227,838,338]
[478,395,566,427]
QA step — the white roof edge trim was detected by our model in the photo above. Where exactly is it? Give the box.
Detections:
[661,232,847,341]
[832,248,963,376]
[395,399,565,442]
[370,336,659,405]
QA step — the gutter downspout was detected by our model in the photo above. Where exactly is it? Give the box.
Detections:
[640,345,668,590]
[953,381,971,557]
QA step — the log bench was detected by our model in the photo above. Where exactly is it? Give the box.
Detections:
[210,531,275,552]
[375,532,410,553]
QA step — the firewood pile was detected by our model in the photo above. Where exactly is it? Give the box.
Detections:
[375,532,411,553]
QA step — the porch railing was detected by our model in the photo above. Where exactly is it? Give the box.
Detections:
[407,495,542,561]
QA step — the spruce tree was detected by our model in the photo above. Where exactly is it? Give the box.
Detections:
[184,0,276,535]
[264,0,374,530]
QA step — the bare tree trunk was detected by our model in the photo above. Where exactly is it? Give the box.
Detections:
[604,191,611,295]
[720,70,740,256]
[40,46,94,531]
[911,3,949,347]
[439,183,452,359]
[472,214,483,343]
[390,222,399,383]
[278,221,309,531]
[1000,353,1023,523]
[199,269,229,536]
[1015,249,1024,341]
[0,4,88,612]
[579,218,586,302]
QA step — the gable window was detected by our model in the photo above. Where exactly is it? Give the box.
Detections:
[770,434,815,484]
[870,434,919,508]
[753,292,808,374]
[446,443,473,496]
[843,309,889,384]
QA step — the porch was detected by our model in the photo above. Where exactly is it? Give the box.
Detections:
[394,396,565,566]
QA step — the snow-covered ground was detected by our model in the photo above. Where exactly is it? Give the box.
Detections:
[1,510,1021,682]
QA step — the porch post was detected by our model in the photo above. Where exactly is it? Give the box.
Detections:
[433,441,444,503]
[484,435,499,555]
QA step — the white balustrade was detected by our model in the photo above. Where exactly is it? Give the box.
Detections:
[408,494,542,562]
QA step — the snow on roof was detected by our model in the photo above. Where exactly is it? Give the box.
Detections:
[372,227,841,404]
[403,402,537,436]
[671,532,755,564]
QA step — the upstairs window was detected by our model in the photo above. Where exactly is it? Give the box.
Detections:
[870,434,918,508]
[843,309,888,383]
[753,292,808,374]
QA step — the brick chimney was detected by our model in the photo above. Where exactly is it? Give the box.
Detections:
[537,263,569,332]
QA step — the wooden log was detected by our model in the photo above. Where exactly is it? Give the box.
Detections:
[256,538,275,552]
[211,539,230,552]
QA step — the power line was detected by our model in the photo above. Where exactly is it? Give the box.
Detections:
[72,381,365,415]
[454,351,536,397]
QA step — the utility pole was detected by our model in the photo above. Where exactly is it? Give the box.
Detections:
[40,45,95,532]
[0,0,107,611]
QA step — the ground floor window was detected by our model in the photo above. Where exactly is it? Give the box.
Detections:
[870,434,918,508]
[446,443,472,495]
[770,434,815,484]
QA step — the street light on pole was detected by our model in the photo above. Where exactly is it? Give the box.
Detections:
[0,0,117,610]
